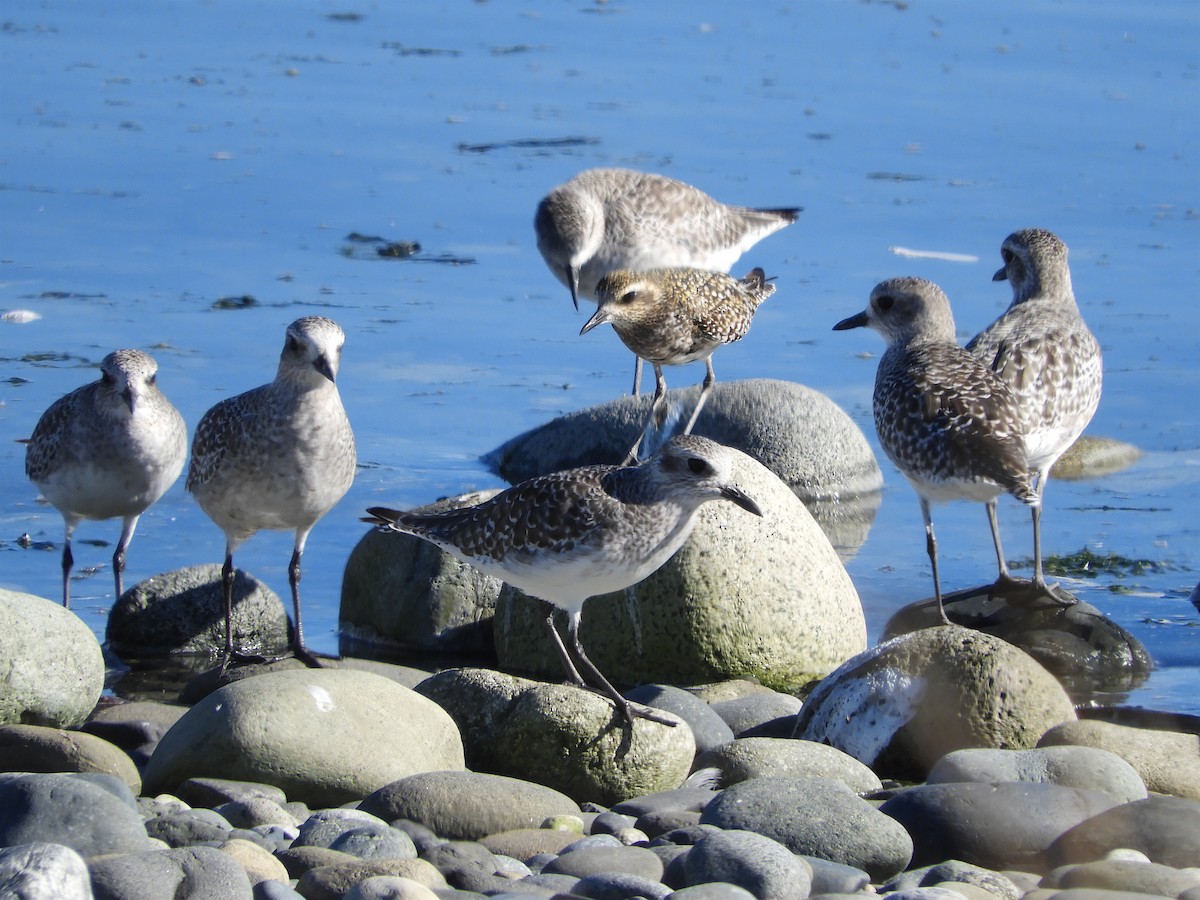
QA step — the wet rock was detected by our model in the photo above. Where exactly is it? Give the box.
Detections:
[0,772,150,857]
[1038,719,1200,800]
[699,775,913,881]
[0,589,104,728]
[142,669,465,807]
[360,771,581,842]
[795,624,1077,780]
[107,563,291,658]
[1046,795,1200,869]
[340,491,503,658]
[879,781,1119,871]
[624,684,735,754]
[494,445,866,692]
[927,746,1147,804]
[683,829,813,899]
[481,378,883,557]
[695,737,882,793]
[883,585,1152,694]
[417,668,692,806]
[0,723,141,793]
[89,845,253,899]
[0,842,91,900]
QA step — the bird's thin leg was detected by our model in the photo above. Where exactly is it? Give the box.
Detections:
[985,499,1018,587]
[112,514,140,602]
[630,355,643,397]
[1028,473,1073,605]
[288,527,323,667]
[624,364,666,465]
[565,611,676,727]
[220,547,238,666]
[683,358,716,435]
[543,612,587,687]
[60,519,77,609]
[921,499,952,625]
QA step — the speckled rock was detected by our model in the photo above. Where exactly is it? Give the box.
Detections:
[0,842,91,900]
[340,490,503,657]
[106,563,290,657]
[1051,436,1142,480]
[89,845,253,899]
[795,624,1077,780]
[1038,719,1200,800]
[360,771,581,842]
[142,669,465,807]
[417,667,692,805]
[927,746,1147,804]
[695,737,882,793]
[0,723,142,794]
[493,444,866,693]
[0,589,104,728]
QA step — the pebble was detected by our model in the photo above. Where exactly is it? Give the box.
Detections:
[684,828,813,899]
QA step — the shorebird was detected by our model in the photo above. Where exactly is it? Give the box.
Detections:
[535,167,799,392]
[834,277,1038,624]
[967,228,1102,597]
[24,349,187,608]
[580,267,775,463]
[363,434,762,724]
[187,316,357,666]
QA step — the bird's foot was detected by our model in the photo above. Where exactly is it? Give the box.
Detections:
[1039,580,1080,607]
[616,697,678,728]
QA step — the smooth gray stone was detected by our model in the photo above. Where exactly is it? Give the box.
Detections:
[708,691,802,738]
[0,842,91,900]
[572,871,673,899]
[625,684,735,754]
[421,840,498,876]
[176,777,288,809]
[884,860,1023,900]
[214,796,299,829]
[803,855,873,895]
[927,745,1148,804]
[879,781,1120,870]
[144,808,233,847]
[1043,859,1200,896]
[330,825,420,860]
[1047,795,1200,869]
[696,737,882,793]
[254,880,305,900]
[700,776,912,881]
[90,845,253,900]
[0,772,150,857]
[1039,719,1200,801]
[612,786,719,819]
[542,845,665,881]
[294,808,394,849]
[684,828,812,900]
[668,885,757,900]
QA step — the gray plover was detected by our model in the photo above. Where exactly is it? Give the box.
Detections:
[967,228,1102,596]
[24,349,187,608]
[187,316,357,666]
[535,167,799,392]
[580,267,775,463]
[363,434,762,724]
[834,277,1038,624]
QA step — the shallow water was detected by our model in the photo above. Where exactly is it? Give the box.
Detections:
[2,1,1197,713]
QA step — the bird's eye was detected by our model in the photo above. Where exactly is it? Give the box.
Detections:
[147,373,157,386]
[876,295,894,311]
[1001,248,1014,263]
[618,290,638,305]
[687,457,711,476]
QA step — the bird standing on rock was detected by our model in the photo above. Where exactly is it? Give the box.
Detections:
[581,266,776,463]
[535,167,799,393]
[363,434,763,726]
[25,349,187,608]
[967,228,1102,599]
[835,277,1037,624]
[187,316,357,667]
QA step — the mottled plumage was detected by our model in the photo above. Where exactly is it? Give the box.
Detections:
[364,434,762,723]
[25,349,187,608]
[834,277,1037,624]
[535,167,799,391]
[188,316,356,664]
[967,228,1103,593]
[581,267,775,462]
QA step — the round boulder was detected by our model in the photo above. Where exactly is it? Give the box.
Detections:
[927,746,1147,804]
[106,564,290,658]
[417,668,694,807]
[0,589,103,728]
[88,845,253,899]
[481,378,882,558]
[695,737,883,793]
[0,841,91,900]
[493,445,866,693]
[142,668,465,808]
[0,724,141,794]
[0,772,151,857]
[794,625,1077,780]
[684,829,813,900]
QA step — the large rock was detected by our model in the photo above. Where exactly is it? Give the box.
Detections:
[0,772,151,857]
[494,445,866,692]
[0,842,91,900]
[1038,719,1200,800]
[0,724,142,794]
[0,589,104,728]
[795,625,1077,780]
[106,564,290,658]
[1046,795,1200,869]
[340,491,502,658]
[417,668,693,806]
[683,829,813,900]
[482,378,882,557]
[695,737,883,793]
[142,669,465,807]
[926,746,1147,804]
[89,845,253,900]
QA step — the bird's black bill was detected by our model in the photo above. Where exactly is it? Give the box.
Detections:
[362,506,400,527]
[579,306,610,336]
[832,311,869,331]
[721,486,763,517]
[992,266,1008,282]
[568,266,581,311]
[314,355,337,383]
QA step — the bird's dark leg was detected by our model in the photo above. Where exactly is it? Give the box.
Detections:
[985,499,1020,589]
[683,358,716,435]
[112,514,139,602]
[921,499,952,626]
[220,548,238,668]
[564,611,676,727]
[543,612,587,687]
[625,364,667,465]
[60,523,75,609]
[631,355,643,397]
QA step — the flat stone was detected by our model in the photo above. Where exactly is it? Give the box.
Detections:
[927,746,1147,804]
[1047,795,1200,869]
[89,845,253,900]
[695,737,882,793]
[0,723,141,794]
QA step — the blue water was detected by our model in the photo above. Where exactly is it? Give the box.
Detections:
[2,1,1197,712]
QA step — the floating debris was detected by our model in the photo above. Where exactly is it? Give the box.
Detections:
[1040,547,1175,580]
[889,246,979,263]
[866,171,928,182]
[2,309,42,324]
[456,136,600,155]
[382,42,460,57]
[339,233,474,265]
[377,241,421,259]
[212,295,257,310]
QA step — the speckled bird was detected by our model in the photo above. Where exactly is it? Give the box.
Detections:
[535,167,799,392]
[581,266,775,462]
[967,228,1103,597]
[25,349,187,608]
[834,277,1037,624]
[363,434,762,724]
[187,316,357,666]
